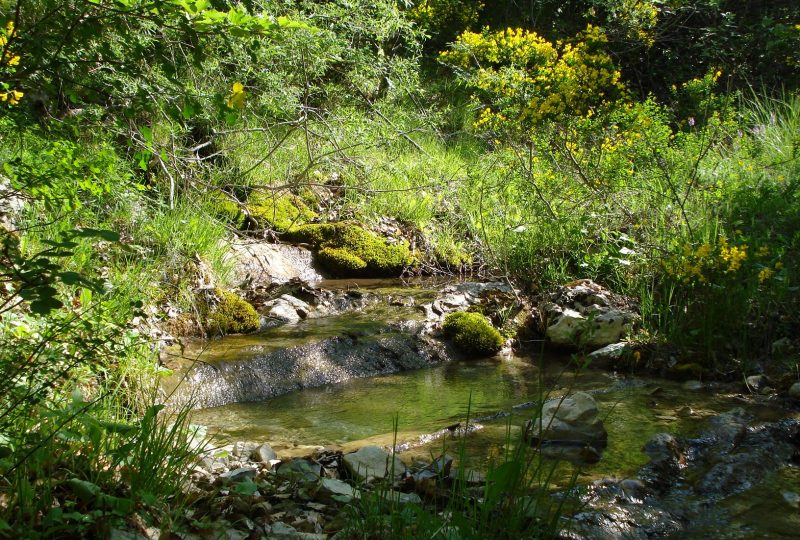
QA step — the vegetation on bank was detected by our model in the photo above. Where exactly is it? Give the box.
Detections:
[1,0,799,536]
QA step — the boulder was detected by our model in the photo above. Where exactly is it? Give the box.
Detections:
[226,242,324,289]
[316,478,356,502]
[526,392,607,447]
[543,280,638,348]
[265,298,303,323]
[788,381,800,399]
[277,459,321,483]
[343,446,406,481]
[220,467,257,482]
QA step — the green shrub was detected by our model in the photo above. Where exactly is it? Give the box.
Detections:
[284,222,414,277]
[442,311,504,356]
[204,289,260,335]
[248,192,316,232]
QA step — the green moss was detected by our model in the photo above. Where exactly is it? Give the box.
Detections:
[284,222,414,277]
[248,192,316,232]
[442,311,504,356]
[204,289,260,335]
[210,192,245,228]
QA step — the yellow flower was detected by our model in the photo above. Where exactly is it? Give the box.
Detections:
[758,268,774,283]
[226,82,246,109]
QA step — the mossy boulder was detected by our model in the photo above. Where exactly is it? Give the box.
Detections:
[204,289,260,335]
[442,311,504,356]
[210,192,246,228]
[284,222,414,277]
[248,192,316,232]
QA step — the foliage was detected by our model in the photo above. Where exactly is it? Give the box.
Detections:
[248,192,317,233]
[204,289,260,336]
[443,311,504,356]
[441,24,627,136]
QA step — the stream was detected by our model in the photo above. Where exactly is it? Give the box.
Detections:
[165,279,800,538]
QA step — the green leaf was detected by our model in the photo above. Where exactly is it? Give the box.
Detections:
[30,297,64,315]
[65,479,101,502]
[233,479,259,496]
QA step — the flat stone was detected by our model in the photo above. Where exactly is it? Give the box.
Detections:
[343,446,406,481]
[277,459,322,482]
[220,467,257,482]
[316,477,356,502]
[587,342,630,366]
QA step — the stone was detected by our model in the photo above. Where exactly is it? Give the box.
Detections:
[745,374,770,392]
[587,342,630,367]
[526,391,608,447]
[316,477,356,502]
[227,242,324,289]
[266,299,302,323]
[250,443,278,463]
[682,380,703,391]
[543,280,638,348]
[448,468,485,485]
[782,491,800,509]
[343,446,406,481]
[220,467,257,482]
[231,441,259,458]
[788,382,800,399]
[277,459,322,483]
[382,491,422,505]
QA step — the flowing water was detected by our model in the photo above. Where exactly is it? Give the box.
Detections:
[178,280,800,537]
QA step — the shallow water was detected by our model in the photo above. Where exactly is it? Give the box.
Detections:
[189,351,788,482]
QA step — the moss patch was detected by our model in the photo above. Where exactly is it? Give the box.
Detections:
[248,192,316,232]
[284,222,414,277]
[442,311,504,356]
[204,289,260,336]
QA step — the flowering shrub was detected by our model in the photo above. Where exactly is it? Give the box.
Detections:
[0,21,23,106]
[440,25,627,134]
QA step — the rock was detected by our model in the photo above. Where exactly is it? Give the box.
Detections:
[788,381,800,399]
[316,477,356,502]
[543,280,638,348]
[231,441,259,458]
[280,294,311,317]
[783,491,800,509]
[448,468,485,485]
[619,479,646,501]
[250,443,278,463]
[745,374,770,392]
[227,242,324,289]
[265,298,303,323]
[277,459,322,482]
[343,446,406,481]
[587,342,630,367]
[268,521,327,540]
[771,337,793,355]
[682,380,703,391]
[526,391,608,447]
[382,491,422,505]
[220,467,257,482]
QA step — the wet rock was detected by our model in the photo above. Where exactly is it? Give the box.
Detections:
[543,280,638,348]
[220,467,257,482]
[788,381,800,399]
[526,392,608,447]
[342,446,406,481]
[251,443,278,463]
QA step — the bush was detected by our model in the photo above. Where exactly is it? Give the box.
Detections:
[204,289,260,335]
[442,311,504,356]
[284,222,414,277]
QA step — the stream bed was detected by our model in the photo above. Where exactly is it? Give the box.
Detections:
[169,279,800,538]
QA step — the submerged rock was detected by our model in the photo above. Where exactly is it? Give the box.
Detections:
[526,391,608,448]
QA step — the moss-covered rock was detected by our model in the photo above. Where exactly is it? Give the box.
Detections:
[248,192,316,232]
[442,311,504,356]
[210,192,246,228]
[317,246,368,274]
[205,289,260,335]
[284,222,414,277]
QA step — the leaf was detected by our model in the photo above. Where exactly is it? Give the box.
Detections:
[75,228,120,242]
[233,479,259,496]
[139,126,153,144]
[30,297,64,315]
[65,478,101,502]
